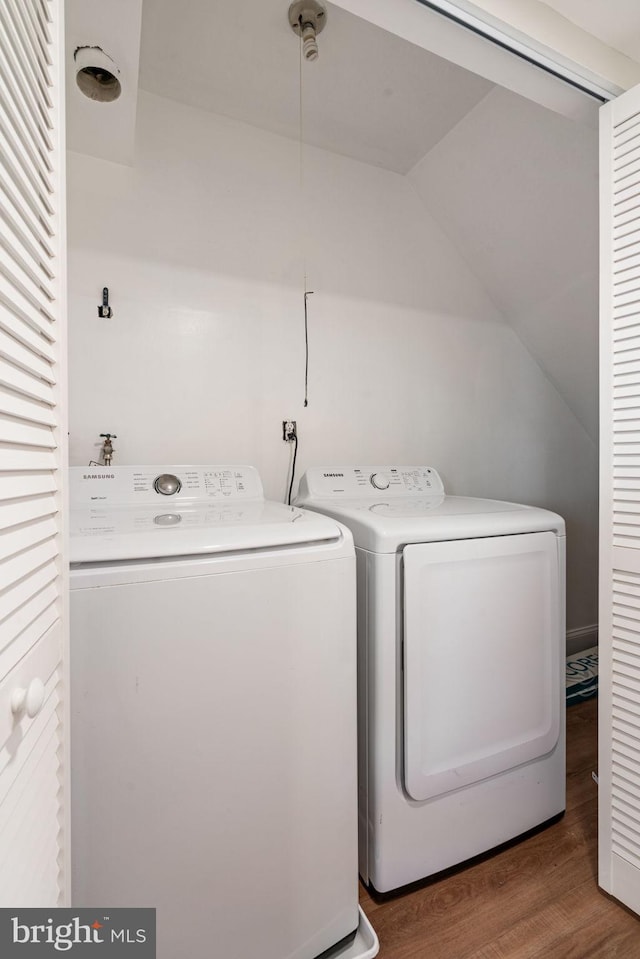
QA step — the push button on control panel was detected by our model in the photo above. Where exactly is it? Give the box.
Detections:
[153,513,182,526]
[153,473,182,496]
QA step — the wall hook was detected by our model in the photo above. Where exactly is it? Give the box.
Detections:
[98,287,112,318]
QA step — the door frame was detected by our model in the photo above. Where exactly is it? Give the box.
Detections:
[330,0,626,119]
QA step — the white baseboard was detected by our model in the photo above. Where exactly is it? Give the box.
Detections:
[566,623,598,658]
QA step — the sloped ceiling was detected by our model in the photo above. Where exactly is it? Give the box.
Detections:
[66,0,604,442]
[138,0,493,174]
[409,85,599,439]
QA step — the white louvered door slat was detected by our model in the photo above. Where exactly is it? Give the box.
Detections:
[600,86,640,915]
[0,327,55,380]
[0,0,68,908]
[0,8,52,133]
[0,53,54,175]
[0,229,56,307]
[0,199,55,283]
[0,388,56,427]
[0,85,54,183]
[5,0,52,93]
[0,261,56,326]
[0,118,55,219]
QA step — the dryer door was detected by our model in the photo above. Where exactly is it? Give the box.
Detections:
[403,531,561,802]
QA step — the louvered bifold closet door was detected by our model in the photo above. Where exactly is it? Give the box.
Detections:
[600,83,640,916]
[0,0,68,906]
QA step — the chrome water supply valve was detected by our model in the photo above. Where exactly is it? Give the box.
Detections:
[288,1,327,61]
[100,433,117,466]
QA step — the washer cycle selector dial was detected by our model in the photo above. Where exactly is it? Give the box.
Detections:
[153,473,182,496]
[370,472,390,491]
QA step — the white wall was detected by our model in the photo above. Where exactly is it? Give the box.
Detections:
[409,85,599,440]
[67,90,597,631]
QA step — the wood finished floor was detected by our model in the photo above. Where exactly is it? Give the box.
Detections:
[359,698,640,958]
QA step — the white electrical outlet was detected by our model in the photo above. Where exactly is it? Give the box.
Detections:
[282,420,297,442]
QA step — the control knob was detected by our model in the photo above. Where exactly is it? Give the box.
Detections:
[370,472,390,491]
[153,473,182,496]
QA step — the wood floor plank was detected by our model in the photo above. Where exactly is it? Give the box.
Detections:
[467,879,635,959]
[366,803,597,957]
[359,698,640,958]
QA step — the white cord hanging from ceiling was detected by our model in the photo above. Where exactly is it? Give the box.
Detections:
[288,1,326,408]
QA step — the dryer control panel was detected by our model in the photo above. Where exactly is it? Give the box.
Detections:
[297,467,445,499]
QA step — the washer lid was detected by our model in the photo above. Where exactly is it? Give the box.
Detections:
[69,465,344,563]
[70,501,344,563]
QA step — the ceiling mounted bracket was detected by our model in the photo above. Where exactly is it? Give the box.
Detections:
[288,1,327,61]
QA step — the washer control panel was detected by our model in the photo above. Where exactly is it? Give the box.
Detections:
[69,465,264,507]
[297,467,445,499]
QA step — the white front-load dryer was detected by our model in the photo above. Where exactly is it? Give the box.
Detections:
[296,466,566,893]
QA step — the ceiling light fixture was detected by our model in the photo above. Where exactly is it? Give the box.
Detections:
[288,1,327,62]
[74,46,122,103]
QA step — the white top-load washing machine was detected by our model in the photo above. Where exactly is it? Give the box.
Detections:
[69,465,378,959]
[296,466,566,893]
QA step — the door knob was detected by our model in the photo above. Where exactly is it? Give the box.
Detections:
[11,678,45,718]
